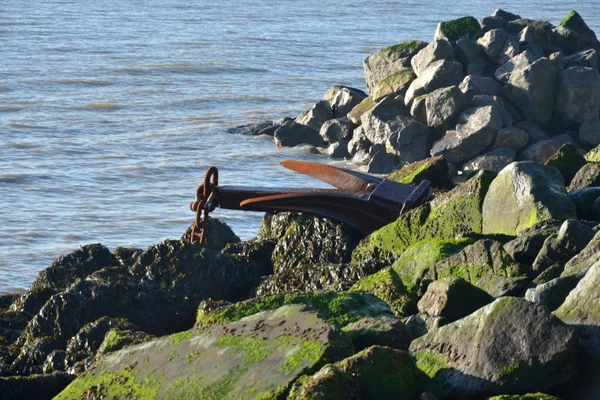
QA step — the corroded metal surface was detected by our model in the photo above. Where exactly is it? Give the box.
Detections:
[190,160,431,244]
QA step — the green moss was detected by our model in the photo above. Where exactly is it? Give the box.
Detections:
[413,350,452,397]
[217,335,270,365]
[99,330,129,353]
[388,158,434,185]
[545,143,586,184]
[382,40,426,56]
[277,337,323,375]
[585,145,600,163]
[196,291,393,328]
[351,268,415,317]
[347,96,375,122]
[489,393,561,400]
[55,365,160,400]
[559,10,578,26]
[373,70,416,101]
[170,330,197,345]
[185,350,203,363]
[439,16,481,42]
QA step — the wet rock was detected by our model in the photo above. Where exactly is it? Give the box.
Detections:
[10,336,60,376]
[324,86,368,118]
[342,317,413,352]
[482,162,577,236]
[417,276,494,322]
[478,29,520,65]
[431,105,502,163]
[296,100,333,132]
[327,140,351,159]
[563,48,598,69]
[347,125,371,156]
[372,70,416,102]
[367,151,397,174]
[424,239,528,297]
[226,120,276,136]
[0,372,75,400]
[0,310,29,346]
[562,230,600,277]
[289,346,417,400]
[112,246,143,268]
[222,237,276,273]
[11,244,117,316]
[181,217,240,251]
[569,163,600,190]
[57,305,354,400]
[65,317,137,361]
[552,25,581,54]
[387,155,452,190]
[569,187,600,220]
[462,147,516,173]
[410,40,454,77]
[319,117,354,144]
[42,350,67,374]
[363,40,427,91]
[411,297,578,398]
[404,60,464,106]
[525,273,584,312]
[425,86,468,130]
[493,127,529,150]
[554,66,600,128]
[504,221,561,265]
[274,120,326,147]
[531,219,596,275]
[459,75,502,100]
[347,96,375,124]
[579,119,600,148]
[504,57,558,127]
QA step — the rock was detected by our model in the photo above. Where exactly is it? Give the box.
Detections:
[347,125,371,156]
[424,239,528,297]
[549,51,565,70]
[554,67,600,128]
[482,162,577,235]
[10,244,117,316]
[1,372,75,400]
[363,40,427,91]
[504,221,561,265]
[559,10,600,51]
[434,16,481,43]
[417,276,494,321]
[410,40,453,77]
[459,75,502,100]
[274,120,326,147]
[296,100,333,132]
[367,151,397,174]
[347,96,375,124]
[425,86,468,130]
[579,119,600,147]
[490,9,522,28]
[569,187,600,220]
[454,39,490,76]
[226,120,276,136]
[431,105,502,163]
[545,143,587,186]
[324,86,368,118]
[480,16,504,33]
[411,297,578,398]
[531,219,596,275]
[404,60,464,106]
[552,25,581,54]
[493,127,529,150]
[478,29,520,65]
[42,350,67,374]
[372,70,416,102]
[97,328,155,355]
[404,314,448,338]
[488,394,561,400]
[64,317,137,361]
[342,317,413,352]
[409,94,428,122]
[387,155,452,190]
[509,19,554,50]
[360,96,405,144]
[525,273,584,311]
[562,229,600,277]
[57,305,354,399]
[352,171,493,265]
[570,163,600,190]
[319,117,354,144]
[181,217,241,251]
[563,48,599,69]
[584,144,600,162]
[463,147,516,173]
[289,346,417,400]
[351,267,415,317]
[520,139,563,164]
[327,140,351,159]
[516,120,550,142]
[504,57,559,127]
[470,95,513,128]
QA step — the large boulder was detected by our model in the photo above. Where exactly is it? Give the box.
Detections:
[482,162,577,236]
[372,70,416,102]
[351,267,415,317]
[324,86,368,118]
[569,163,600,190]
[342,317,413,352]
[363,40,427,91]
[459,75,502,100]
[425,86,468,129]
[295,100,333,132]
[434,16,481,43]
[430,105,503,163]
[504,221,561,265]
[562,230,600,277]
[492,127,529,150]
[454,39,490,76]
[411,297,578,398]
[552,25,581,54]
[360,96,406,144]
[56,305,354,399]
[503,57,559,127]
[563,48,598,69]
[384,118,430,164]
[553,66,600,128]
[387,155,452,190]
[462,147,516,173]
[569,187,600,220]
[410,40,454,77]
[579,119,600,147]
[319,117,355,144]
[274,120,326,147]
[347,96,375,124]
[545,143,587,186]
[525,273,584,312]
[477,29,520,65]
[404,60,465,106]
[559,10,600,52]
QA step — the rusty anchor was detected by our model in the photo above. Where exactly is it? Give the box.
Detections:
[189,160,431,245]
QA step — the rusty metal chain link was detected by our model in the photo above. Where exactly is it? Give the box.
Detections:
[189,166,218,244]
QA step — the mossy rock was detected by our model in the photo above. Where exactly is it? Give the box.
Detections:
[98,329,155,355]
[350,268,415,317]
[545,143,587,186]
[196,291,394,329]
[381,40,428,57]
[372,70,416,102]
[342,317,413,352]
[57,305,354,400]
[290,346,417,400]
[436,16,482,42]
[555,260,600,325]
[352,171,494,265]
[387,156,452,190]
[584,144,600,163]
[347,96,375,124]
[488,394,561,400]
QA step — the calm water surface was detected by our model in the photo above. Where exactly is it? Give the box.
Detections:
[1,0,599,293]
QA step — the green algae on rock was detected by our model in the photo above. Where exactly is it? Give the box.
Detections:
[545,143,587,187]
[350,268,415,317]
[435,16,482,42]
[372,70,416,102]
[584,144,600,163]
[386,156,451,190]
[56,305,354,400]
[347,96,376,124]
[487,393,562,400]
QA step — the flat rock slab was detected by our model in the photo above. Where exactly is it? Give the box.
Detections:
[56,305,352,399]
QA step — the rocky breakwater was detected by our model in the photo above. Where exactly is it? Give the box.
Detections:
[2,8,600,400]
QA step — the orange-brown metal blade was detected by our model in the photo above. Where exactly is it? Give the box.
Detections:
[280,160,381,191]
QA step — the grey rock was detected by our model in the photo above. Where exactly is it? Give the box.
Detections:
[346,96,375,124]
[410,40,454,77]
[525,273,585,311]
[409,94,428,123]
[462,147,516,173]
[455,39,490,76]
[563,48,599,69]
[372,70,416,102]
[563,230,600,277]
[404,314,448,338]
[368,143,386,157]
[504,57,559,127]
[347,126,371,156]
[431,106,502,163]
[385,120,430,163]
[552,25,581,54]
[411,297,578,398]
[579,119,600,147]
[470,95,513,127]
[459,75,502,100]
[493,127,529,150]
[363,41,427,91]
[367,151,397,174]
[559,10,600,52]
[324,86,368,118]
[477,29,520,65]
[549,51,565,70]
[0,372,75,400]
[520,139,563,164]
[352,149,371,166]
[342,316,413,352]
[327,140,350,159]
[504,221,561,265]
[570,187,600,221]
[516,120,550,142]
[510,19,554,49]
[490,9,522,28]
[434,16,482,43]
[554,67,600,127]
[359,96,406,144]
[425,85,468,129]
[295,100,333,132]
[319,117,355,144]
[404,60,465,106]
[495,49,542,84]
[274,120,325,147]
[569,163,600,190]
[480,16,504,33]
[226,121,276,136]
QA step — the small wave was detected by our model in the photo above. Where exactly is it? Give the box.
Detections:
[52,78,112,86]
[0,105,26,112]
[114,63,268,75]
[77,102,122,110]
[9,123,48,130]
[0,86,10,92]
